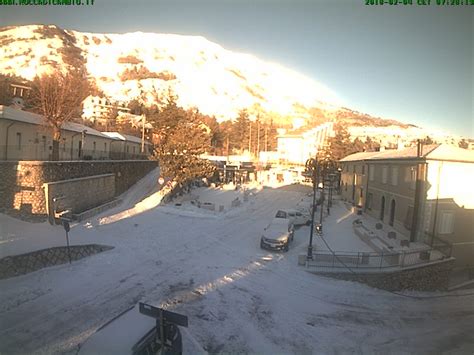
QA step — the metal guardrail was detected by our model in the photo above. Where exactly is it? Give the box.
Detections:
[307,247,450,271]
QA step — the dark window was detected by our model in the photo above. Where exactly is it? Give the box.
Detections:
[16,132,21,150]
[366,193,373,210]
[389,199,396,226]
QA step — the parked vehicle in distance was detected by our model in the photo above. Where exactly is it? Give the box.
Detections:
[275,209,311,226]
[260,218,294,252]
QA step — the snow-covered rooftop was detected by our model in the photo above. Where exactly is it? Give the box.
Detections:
[102,132,151,145]
[340,144,474,163]
[0,105,109,138]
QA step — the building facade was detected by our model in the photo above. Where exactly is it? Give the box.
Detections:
[1,106,151,161]
[81,95,130,128]
[276,122,334,165]
[340,145,474,268]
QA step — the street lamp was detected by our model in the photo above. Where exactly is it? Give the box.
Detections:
[80,129,87,159]
[305,157,318,261]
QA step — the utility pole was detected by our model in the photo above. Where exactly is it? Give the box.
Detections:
[141,114,146,154]
[306,158,318,261]
[248,121,252,153]
[264,125,268,152]
[256,117,260,157]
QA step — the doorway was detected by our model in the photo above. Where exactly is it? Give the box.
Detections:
[389,199,396,226]
[380,196,385,221]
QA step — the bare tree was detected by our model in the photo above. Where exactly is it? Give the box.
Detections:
[29,69,89,160]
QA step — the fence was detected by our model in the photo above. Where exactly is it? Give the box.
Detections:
[306,247,452,271]
[0,144,149,161]
[425,233,453,257]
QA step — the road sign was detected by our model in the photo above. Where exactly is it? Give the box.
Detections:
[139,302,188,327]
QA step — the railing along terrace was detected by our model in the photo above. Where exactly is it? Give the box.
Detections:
[306,247,450,271]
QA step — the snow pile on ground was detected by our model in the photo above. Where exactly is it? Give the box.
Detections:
[99,175,176,226]
[163,181,262,218]
[1,179,473,354]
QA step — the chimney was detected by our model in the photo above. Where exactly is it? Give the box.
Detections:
[416,139,423,157]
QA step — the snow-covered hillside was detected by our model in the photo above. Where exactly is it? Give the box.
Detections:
[0,24,342,121]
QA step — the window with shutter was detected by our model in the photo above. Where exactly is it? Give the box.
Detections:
[438,211,454,234]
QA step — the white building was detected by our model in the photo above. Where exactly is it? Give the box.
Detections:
[102,132,153,159]
[0,105,113,161]
[82,95,130,128]
[0,106,152,161]
[276,122,334,165]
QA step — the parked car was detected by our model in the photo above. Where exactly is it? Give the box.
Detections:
[275,209,311,226]
[260,218,294,252]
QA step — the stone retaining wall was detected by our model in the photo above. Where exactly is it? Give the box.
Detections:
[0,244,114,280]
[311,258,455,291]
[44,174,116,218]
[0,160,158,220]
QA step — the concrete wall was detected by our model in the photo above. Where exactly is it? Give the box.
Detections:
[0,160,158,219]
[43,174,115,217]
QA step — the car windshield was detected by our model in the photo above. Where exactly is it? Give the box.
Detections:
[275,210,287,218]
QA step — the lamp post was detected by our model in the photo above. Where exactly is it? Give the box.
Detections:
[305,157,318,260]
[80,129,87,159]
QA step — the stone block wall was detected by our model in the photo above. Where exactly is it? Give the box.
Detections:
[0,244,113,280]
[0,160,158,219]
[43,174,116,217]
[314,258,455,291]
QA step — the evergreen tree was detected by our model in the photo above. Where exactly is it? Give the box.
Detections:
[147,91,214,185]
[230,109,250,153]
[327,123,355,161]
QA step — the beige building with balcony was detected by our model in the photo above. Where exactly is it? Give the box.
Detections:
[340,144,474,268]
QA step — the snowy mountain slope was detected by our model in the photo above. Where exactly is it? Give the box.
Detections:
[0,24,343,122]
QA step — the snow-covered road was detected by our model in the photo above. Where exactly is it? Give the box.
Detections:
[0,180,473,354]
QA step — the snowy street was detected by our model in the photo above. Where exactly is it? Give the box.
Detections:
[1,173,473,354]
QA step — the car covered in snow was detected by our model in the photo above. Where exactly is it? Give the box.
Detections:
[275,209,311,226]
[260,218,294,252]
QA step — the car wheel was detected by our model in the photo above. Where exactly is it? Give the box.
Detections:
[284,243,289,252]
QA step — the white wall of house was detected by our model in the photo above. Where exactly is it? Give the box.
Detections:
[0,118,113,161]
[426,160,474,210]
